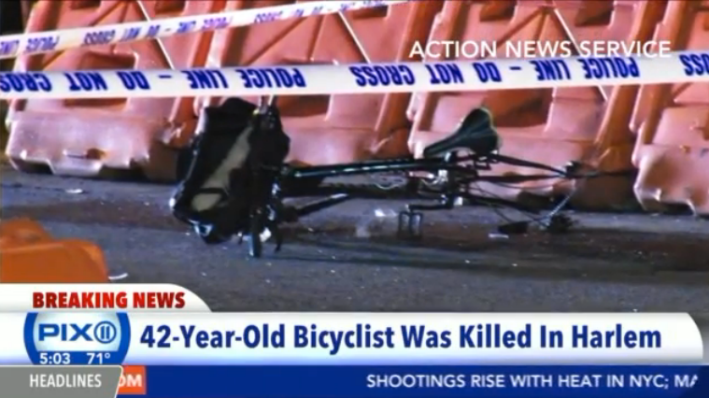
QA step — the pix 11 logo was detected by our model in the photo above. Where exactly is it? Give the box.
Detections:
[24,312,131,365]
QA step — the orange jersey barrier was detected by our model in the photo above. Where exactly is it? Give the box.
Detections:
[406,0,668,208]
[4,0,709,214]
[0,218,53,248]
[0,218,109,283]
[5,0,226,180]
[630,0,709,215]
[0,239,109,283]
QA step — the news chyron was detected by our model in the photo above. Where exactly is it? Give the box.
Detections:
[24,312,131,366]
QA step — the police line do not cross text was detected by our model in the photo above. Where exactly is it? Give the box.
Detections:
[0,51,708,99]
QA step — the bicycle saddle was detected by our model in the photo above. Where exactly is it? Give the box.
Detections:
[170,96,291,243]
[170,98,258,228]
[422,107,500,158]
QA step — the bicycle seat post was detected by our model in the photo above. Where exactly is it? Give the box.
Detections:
[257,96,268,114]
[257,95,278,114]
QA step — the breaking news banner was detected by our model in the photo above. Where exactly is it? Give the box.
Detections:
[1,51,709,100]
[0,0,411,59]
[0,285,709,398]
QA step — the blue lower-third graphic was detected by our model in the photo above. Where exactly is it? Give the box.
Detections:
[24,312,131,365]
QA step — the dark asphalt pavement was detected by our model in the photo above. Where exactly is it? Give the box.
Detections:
[2,166,709,312]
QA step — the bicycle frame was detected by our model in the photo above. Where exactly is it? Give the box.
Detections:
[170,96,593,257]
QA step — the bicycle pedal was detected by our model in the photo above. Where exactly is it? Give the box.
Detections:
[397,211,423,240]
[408,212,423,240]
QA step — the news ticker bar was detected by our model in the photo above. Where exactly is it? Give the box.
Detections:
[0,366,121,398]
[7,365,707,398]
